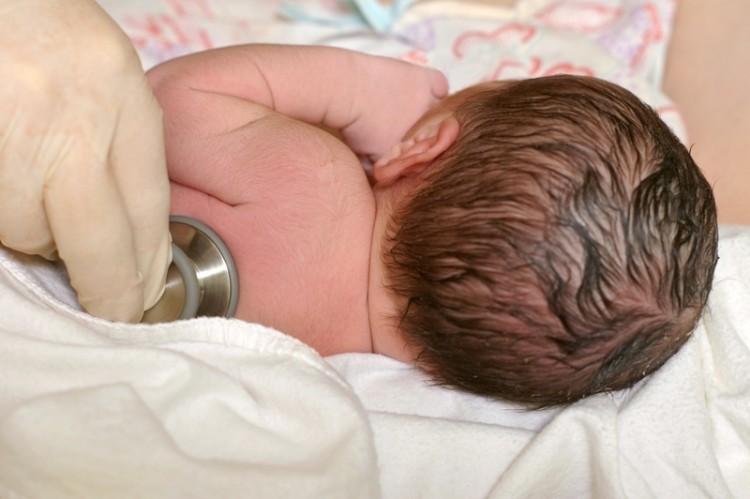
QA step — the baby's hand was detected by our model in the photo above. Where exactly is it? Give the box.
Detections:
[340,57,449,162]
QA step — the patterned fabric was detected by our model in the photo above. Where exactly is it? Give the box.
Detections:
[99,0,685,140]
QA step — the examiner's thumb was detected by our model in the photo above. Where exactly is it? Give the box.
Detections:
[140,229,173,311]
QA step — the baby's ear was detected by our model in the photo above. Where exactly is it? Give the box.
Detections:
[373,116,459,186]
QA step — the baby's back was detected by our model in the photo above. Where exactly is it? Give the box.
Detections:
[167,105,375,354]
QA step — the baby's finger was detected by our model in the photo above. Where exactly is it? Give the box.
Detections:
[429,69,450,99]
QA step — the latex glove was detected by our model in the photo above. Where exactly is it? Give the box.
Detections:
[0,0,171,322]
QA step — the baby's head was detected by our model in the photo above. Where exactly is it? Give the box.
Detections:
[373,75,718,406]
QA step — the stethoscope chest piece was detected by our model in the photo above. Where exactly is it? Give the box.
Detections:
[141,216,238,323]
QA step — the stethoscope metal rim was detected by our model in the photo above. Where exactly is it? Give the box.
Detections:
[142,215,239,323]
[170,242,200,320]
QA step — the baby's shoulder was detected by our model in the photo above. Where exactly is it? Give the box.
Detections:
[253,117,365,190]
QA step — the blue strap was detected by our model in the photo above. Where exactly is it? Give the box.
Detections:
[279,0,416,32]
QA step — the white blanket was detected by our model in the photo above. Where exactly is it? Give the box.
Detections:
[1,228,748,498]
[332,226,750,497]
[1,0,748,497]
[0,253,378,498]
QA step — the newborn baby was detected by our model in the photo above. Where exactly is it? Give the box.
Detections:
[147,44,718,406]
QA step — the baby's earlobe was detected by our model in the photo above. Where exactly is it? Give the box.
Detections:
[374,141,409,170]
[372,117,459,186]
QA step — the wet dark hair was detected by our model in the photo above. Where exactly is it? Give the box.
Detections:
[383,75,718,407]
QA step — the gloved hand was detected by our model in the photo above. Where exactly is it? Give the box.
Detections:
[0,0,171,322]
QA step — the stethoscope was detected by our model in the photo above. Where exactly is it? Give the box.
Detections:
[141,216,238,323]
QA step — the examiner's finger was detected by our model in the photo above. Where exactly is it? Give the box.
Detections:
[45,145,145,322]
[0,144,56,258]
[109,75,172,310]
[0,98,57,258]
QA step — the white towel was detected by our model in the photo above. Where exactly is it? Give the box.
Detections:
[0,251,379,499]
[329,228,750,498]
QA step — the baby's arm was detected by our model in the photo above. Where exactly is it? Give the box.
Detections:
[147,44,448,161]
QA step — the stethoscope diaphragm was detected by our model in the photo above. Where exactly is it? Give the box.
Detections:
[142,216,238,323]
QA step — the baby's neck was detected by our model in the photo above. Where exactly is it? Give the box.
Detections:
[365,187,419,363]
[244,188,376,357]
